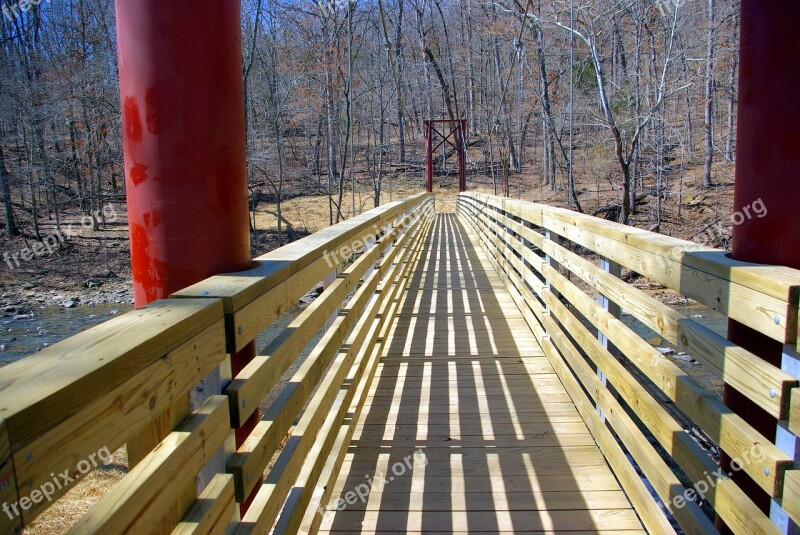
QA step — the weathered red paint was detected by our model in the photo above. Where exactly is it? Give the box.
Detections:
[730,0,800,269]
[721,0,800,527]
[116,0,251,307]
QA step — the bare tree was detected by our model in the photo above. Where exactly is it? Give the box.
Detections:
[0,144,19,237]
[513,1,684,223]
[702,0,715,188]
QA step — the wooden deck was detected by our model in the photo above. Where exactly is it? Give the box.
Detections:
[320,214,644,534]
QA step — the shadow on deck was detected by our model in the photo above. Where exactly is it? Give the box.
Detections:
[321,214,642,533]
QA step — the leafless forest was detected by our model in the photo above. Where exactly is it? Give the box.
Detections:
[0,0,739,248]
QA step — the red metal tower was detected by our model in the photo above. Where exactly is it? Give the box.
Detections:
[424,119,467,193]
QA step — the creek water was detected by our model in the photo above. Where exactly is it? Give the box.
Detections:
[0,303,133,365]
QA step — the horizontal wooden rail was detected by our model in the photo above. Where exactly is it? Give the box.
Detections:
[0,193,433,535]
[459,192,800,535]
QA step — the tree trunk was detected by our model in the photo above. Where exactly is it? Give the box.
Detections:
[0,145,19,237]
[394,0,406,163]
[702,0,715,188]
[491,36,518,172]
[725,29,738,162]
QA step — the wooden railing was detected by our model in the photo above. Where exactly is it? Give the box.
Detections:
[4,189,799,535]
[459,192,800,534]
[0,193,434,535]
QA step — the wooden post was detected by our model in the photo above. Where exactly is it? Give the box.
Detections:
[544,230,561,312]
[724,1,800,531]
[597,258,621,421]
[115,0,253,520]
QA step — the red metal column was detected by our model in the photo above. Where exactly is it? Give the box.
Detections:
[116,0,251,304]
[721,0,800,527]
[424,120,433,192]
[115,0,260,511]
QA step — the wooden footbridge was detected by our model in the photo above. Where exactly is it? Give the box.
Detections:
[2,193,800,534]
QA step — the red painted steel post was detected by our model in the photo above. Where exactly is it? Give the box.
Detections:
[116,0,251,304]
[721,0,800,529]
[115,0,260,511]
[424,120,433,192]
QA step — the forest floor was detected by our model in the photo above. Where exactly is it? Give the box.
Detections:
[0,156,737,316]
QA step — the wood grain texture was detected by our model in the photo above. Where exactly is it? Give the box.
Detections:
[14,321,226,522]
[791,388,800,437]
[172,473,236,535]
[319,214,643,535]
[68,395,230,535]
[783,470,800,526]
[0,298,223,454]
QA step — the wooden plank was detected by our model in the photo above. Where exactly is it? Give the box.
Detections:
[239,311,379,530]
[339,459,612,481]
[544,257,792,497]
[325,490,633,513]
[366,373,564,388]
[67,395,230,535]
[274,318,385,535]
[464,193,800,344]
[375,358,555,377]
[461,212,677,534]
[0,298,223,454]
[353,421,592,440]
[543,304,740,534]
[296,215,459,531]
[229,267,381,501]
[222,196,428,355]
[320,213,644,535]
[356,411,581,430]
[227,204,427,426]
[174,194,431,313]
[791,388,800,436]
[297,215,436,535]
[783,470,800,526]
[332,469,623,496]
[540,288,777,534]
[489,202,797,418]
[14,320,225,522]
[0,418,21,535]
[462,192,800,305]
[321,509,643,532]
[363,391,574,406]
[337,445,606,471]
[172,473,236,535]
